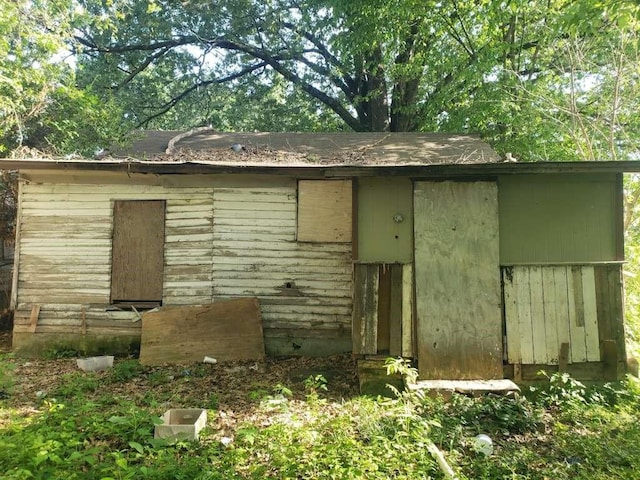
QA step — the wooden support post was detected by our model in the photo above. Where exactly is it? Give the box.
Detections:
[401,264,413,358]
[602,340,618,381]
[389,264,403,356]
[28,305,41,333]
[513,363,522,383]
[558,342,570,373]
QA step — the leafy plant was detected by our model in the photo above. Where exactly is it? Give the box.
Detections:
[272,383,293,397]
[109,359,145,383]
[303,374,328,394]
[0,353,15,397]
[53,372,100,397]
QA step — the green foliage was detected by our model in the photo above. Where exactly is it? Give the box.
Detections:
[42,346,83,359]
[52,372,100,397]
[0,353,14,396]
[62,0,640,166]
[1,357,640,479]
[109,359,145,383]
[303,374,328,393]
[0,0,131,156]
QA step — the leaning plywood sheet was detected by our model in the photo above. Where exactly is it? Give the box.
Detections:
[139,298,264,365]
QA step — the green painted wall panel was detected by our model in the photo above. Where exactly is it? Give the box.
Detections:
[357,177,413,263]
[498,173,620,264]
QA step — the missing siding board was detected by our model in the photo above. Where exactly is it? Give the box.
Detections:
[111,200,165,305]
[297,180,352,242]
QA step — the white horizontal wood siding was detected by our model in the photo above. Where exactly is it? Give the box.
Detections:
[212,187,353,337]
[14,180,353,343]
[14,182,214,333]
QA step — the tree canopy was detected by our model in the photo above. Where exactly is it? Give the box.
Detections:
[0,0,131,156]
[0,0,638,160]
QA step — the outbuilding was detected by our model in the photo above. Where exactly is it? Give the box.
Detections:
[1,131,633,381]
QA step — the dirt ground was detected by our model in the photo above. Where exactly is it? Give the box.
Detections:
[0,330,361,438]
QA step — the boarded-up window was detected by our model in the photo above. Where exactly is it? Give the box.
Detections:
[297,180,352,242]
[111,200,165,306]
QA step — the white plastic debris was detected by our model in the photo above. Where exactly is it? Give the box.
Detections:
[203,356,217,364]
[76,356,114,372]
[473,434,493,456]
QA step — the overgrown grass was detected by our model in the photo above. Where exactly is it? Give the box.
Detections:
[0,354,639,479]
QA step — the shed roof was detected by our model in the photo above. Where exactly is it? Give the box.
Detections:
[117,130,501,166]
[2,130,639,176]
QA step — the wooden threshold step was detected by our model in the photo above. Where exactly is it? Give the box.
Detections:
[408,379,520,397]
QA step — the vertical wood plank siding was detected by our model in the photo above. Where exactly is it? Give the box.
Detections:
[352,263,413,356]
[14,182,353,346]
[502,264,624,365]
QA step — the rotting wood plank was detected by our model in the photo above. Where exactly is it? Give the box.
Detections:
[28,305,41,333]
[581,266,600,362]
[502,267,521,364]
[558,342,570,373]
[377,265,391,353]
[389,264,403,356]
[515,267,534,364]
[567,267,587,363]
[594,265,611,360]
[541,267,559,364]
[529,266,547,364]
[408,379,520,396]
[608,265,626,360]
[352,264,379,355]
[554,267,571,365]
[139,298,265,365]
[401,264,413,358]
[602,339,618,381]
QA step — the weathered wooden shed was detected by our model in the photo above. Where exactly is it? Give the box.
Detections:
[1,131,634,381]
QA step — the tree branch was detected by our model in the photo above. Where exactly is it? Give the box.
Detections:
[135,61,268,128]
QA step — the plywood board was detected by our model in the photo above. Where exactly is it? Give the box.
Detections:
[111,200,165,302]
[139,298,265,365]
[357,177,414,263]
[414,181,502,379]
[297,180,352,243]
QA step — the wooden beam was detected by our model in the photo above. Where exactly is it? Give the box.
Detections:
[558,342,570,373]
[389,264,403,356]
[10,180,23,311]
[376,265,391,353]
[28,304,41,333]
[353,264,379,355]
[401,263,413,358]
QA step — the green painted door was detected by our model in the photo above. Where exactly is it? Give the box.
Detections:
[414,181,503,379]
